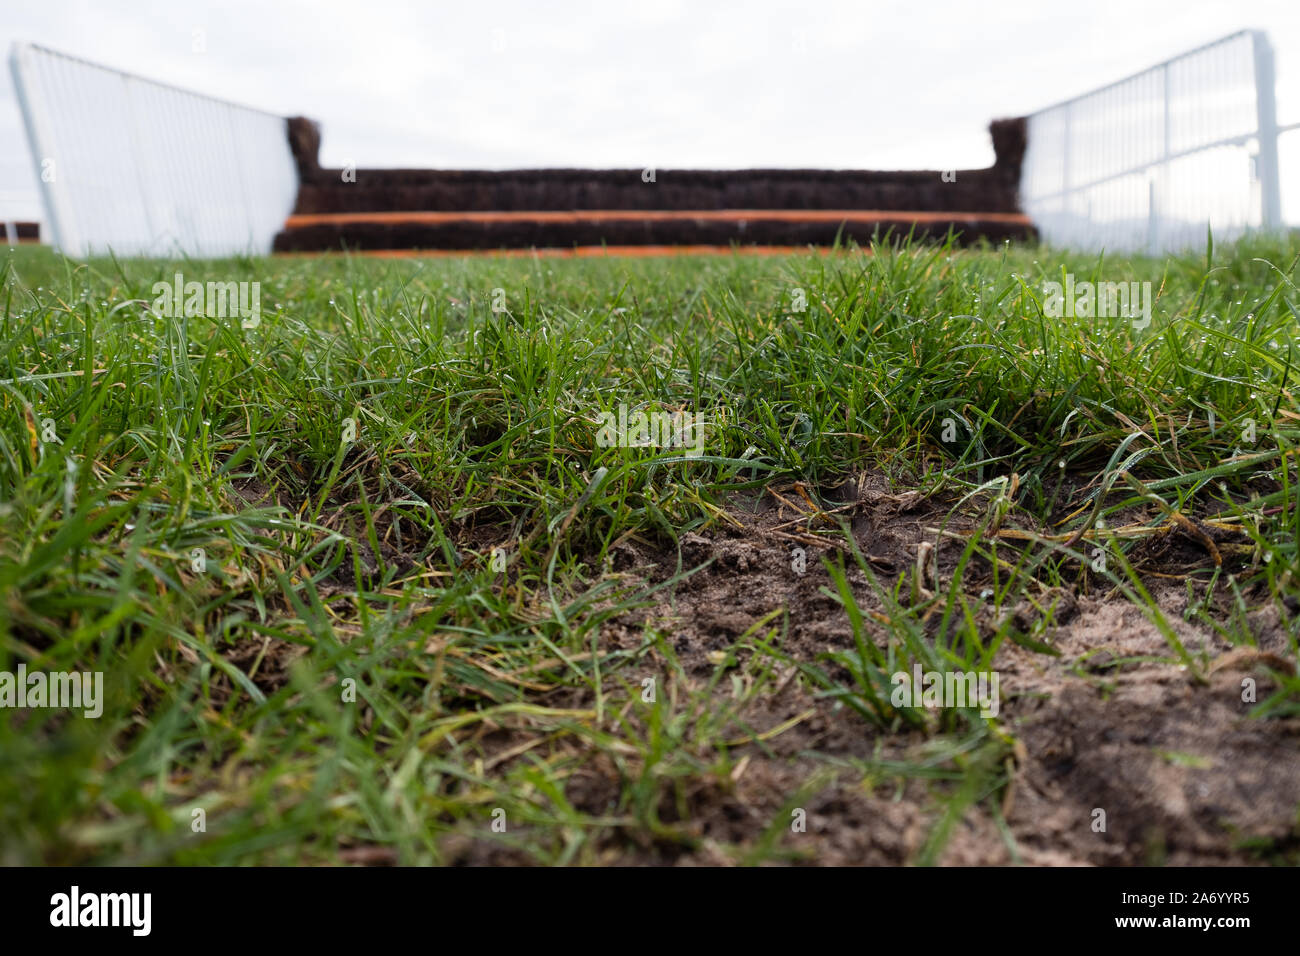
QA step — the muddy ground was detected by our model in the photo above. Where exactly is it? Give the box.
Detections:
[219,471,1300,865]
[456,474,1298,865]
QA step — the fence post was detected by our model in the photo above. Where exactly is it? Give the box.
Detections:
[9,43,79,254]
[1148,63,1172,254]
[1252,31,1282,231]
[1061,101,1072,225]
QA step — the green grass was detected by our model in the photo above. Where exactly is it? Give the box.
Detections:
[1,233,1299,864]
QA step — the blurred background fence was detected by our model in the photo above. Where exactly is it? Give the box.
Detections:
[9,42,297,257]
[1020,30,1297,253]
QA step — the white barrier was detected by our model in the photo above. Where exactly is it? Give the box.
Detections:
[1020,30,1294,254]
[8,42,298,258]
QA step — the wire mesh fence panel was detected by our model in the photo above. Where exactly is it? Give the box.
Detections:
[9,42,298,258]
[1020,30,1285,254]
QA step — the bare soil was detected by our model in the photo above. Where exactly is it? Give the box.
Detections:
[562,475,1300,865]
[216,471,1300,865]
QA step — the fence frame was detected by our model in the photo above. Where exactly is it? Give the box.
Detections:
[1020,29,1292,253]
[9,41,299,258]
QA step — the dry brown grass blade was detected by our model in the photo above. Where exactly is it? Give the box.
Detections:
[724,708,817,748]
[418,703,597,749]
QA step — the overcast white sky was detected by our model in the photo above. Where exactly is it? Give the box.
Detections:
[3,0,1299,223]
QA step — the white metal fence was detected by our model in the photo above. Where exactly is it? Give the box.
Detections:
[1020,30,1296,254]
[9,42,298,258]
